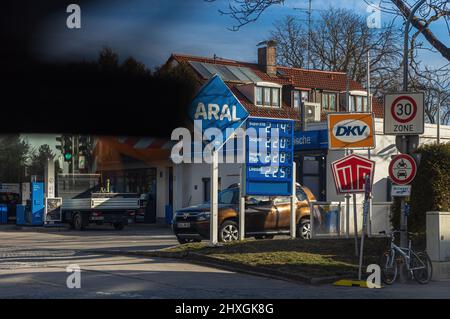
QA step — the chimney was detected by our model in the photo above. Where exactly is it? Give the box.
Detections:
[257,40,277,76]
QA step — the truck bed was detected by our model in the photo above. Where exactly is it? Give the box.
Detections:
[62,197,140,211]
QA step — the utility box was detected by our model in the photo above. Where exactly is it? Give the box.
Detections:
[0,204,7,224]
[426,211,450,281]
[427,212,450,262]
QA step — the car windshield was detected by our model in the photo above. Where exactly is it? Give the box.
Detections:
[218,188,238,205]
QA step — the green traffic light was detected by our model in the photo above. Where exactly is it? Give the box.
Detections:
[64,153,72,161]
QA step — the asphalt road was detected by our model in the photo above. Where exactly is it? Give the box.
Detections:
[0,225,449,299]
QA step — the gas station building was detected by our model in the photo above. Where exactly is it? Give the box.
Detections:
[49,43,450,227]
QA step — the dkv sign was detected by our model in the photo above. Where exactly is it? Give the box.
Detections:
[328,113,375,150]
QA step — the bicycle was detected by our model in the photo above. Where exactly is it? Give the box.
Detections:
[379,230,433,284]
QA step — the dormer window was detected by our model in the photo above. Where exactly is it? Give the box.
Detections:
[350,95,368,112]
[293,90,310,108]
[255,84,281,108]
[322,92,337,111]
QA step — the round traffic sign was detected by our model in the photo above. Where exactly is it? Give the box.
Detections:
[388,154,417,185]
[391,96,417,123]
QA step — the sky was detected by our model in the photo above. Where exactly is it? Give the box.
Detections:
[33,0,449,70]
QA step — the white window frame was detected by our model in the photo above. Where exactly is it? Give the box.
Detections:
[254,85,281,108]
[322,91,338,111]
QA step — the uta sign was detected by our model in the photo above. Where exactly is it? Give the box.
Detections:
[331,154,375,194]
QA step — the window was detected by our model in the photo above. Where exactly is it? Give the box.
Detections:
[202,177,221,202]
[349,95,368,112]
[256,87,263,105]
[296,187,308,201]
[264,87,271,106]
[218,188,238,205]
[293,90,309,108]
[271,88,280,107]
[255,86,281,108]
[322,92,337,111]
[293,91,300,108]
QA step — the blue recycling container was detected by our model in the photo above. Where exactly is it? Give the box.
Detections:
[165,205,173,225]
[324,210,338,233]
[0,204,7,224]
[16,204,26,225]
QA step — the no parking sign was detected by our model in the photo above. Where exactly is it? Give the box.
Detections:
[388,154,417,185]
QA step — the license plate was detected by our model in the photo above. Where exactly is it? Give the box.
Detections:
[91,216,104,221]
[177,222,190,228]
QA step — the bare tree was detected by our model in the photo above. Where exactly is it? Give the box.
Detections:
[209,0,449,62]
[272,9,403,95]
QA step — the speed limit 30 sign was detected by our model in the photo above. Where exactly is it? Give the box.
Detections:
[384,92,424,135]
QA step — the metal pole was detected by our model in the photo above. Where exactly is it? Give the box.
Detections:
[307,0,312,69]
[353,193,359,256]
[437,98,441,144]
[400,0,425,281]
[290,161,297,239]
[358,175,370,281]
[367,50,372,237]
[239,163,245,241]
[344,149,350,238]
[210,150,219,246]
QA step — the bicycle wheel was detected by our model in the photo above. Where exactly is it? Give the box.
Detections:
[411,251,433,284]
[380,250,398,285]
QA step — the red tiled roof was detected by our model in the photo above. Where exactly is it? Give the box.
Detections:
[372,96,384,118]
[169,53,376,120]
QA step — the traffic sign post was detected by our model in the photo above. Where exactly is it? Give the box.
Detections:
[389,154,418,283]
[384,92,424,135]
[331,154,375,256]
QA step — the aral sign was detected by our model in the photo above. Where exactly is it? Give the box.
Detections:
[188,74,249,143]
[384,92,424,135]
[328,113,375,150]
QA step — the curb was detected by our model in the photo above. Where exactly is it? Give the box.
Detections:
[88,249,345,285]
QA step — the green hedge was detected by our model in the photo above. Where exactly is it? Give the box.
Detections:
[391,143,450,233]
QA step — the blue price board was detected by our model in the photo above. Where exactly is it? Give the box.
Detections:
[245,117,294,196]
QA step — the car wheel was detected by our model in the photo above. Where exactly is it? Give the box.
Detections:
[298,219,311,239]
[220,220,239,242]
[73,213,84,231]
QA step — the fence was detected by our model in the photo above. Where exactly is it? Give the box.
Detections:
[310,200,392,238]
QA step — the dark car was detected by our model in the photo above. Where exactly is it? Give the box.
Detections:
[172,184,316,244]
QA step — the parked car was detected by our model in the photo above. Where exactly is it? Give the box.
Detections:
[172,183,317,244]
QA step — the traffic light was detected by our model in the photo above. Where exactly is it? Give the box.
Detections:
[55,136,63,152]
[78,136,88,155]
[63,135,73,162]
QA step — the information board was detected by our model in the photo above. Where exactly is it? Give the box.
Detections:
[245,117,294,196]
